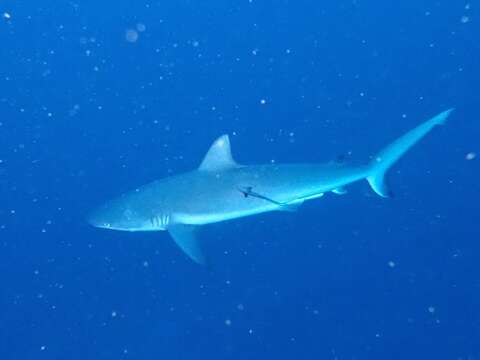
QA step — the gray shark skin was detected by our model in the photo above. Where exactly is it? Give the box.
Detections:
[88,109,454,264]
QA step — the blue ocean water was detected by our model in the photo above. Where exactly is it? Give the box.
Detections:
[1,1,479,359]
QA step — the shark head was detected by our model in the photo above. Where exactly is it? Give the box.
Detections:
[88,199,140,231]
[87,195,169,232]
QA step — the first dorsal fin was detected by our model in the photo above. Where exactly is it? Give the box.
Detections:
[199,135,238,171]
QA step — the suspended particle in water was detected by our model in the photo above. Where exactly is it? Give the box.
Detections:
[68,104,80,117]
[428,306,435,314]
[461,15,470,23]
[136,23,146,32]
[465,152,476,160]
[125,29,139,43]
[3,12,11,20]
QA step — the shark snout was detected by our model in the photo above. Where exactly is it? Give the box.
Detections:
[87,207,111,229]
[87,200,150,231]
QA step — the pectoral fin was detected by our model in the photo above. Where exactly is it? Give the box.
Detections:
[168,224,205,265]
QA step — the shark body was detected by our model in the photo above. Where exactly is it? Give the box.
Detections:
[89,109,454,264]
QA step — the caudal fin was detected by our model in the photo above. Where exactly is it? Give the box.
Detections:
[367,109,454,197]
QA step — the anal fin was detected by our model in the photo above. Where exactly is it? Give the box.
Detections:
[332,187,348,195]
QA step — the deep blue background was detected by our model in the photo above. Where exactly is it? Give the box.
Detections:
[1,1,479,359]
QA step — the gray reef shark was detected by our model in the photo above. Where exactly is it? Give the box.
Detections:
[88,109,454,264]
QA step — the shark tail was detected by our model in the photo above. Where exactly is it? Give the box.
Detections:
[366,108,454,197]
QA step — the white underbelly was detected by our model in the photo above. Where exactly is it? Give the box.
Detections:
[174,206,277,225]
